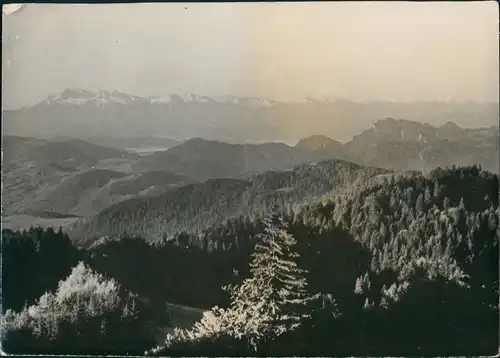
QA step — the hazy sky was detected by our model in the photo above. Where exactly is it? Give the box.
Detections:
[2,2,498,109]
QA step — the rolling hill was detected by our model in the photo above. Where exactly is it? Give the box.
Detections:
[2,135,190,221]
[4,168,190,220]
[71,159,390,244]
[30,169,129,216]
[295,135,346,161]
[132,138,322,180]
[2,136,141,217]
[2,135,138,171]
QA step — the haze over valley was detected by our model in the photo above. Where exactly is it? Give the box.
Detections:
[3,90,498,233]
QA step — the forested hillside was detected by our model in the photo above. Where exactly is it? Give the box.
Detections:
[35,169,190,217]
[31,169,128,215]
[2,165,498,355]
[145,165,499,356]
[72,160,389,244]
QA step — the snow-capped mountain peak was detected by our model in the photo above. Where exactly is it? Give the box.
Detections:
[218,95,275,107]
[43,88,144,106]
[39,89,277,108]
[150,96,172,104]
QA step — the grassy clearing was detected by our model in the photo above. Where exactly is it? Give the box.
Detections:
[139,298,206,345]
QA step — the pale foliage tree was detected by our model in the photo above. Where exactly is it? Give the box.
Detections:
[2,262,139,342]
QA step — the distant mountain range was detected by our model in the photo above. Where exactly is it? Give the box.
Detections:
[3,89,498,143]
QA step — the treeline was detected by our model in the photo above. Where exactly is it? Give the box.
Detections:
[1,227,82,312]
[1,165,498,355]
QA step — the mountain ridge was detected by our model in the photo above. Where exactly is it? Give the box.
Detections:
[4,89,498,143]
[11,88,500,111]
[132,118,498,177]
[343,118,498,173]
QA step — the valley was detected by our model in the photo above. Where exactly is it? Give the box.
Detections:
[3,104,498,234]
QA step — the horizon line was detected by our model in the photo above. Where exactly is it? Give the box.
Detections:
[4,87,499,111]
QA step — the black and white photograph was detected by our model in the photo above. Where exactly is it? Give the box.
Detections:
[1,1,499,356]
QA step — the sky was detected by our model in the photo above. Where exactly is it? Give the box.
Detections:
[2,2,499,109]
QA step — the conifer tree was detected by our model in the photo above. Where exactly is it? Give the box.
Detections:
[424,186,433,205]
[224,214,317,346]
[416,193,425,214]
[247,215,314,319]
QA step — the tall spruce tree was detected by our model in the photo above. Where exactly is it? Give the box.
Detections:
[227,214,316,337]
